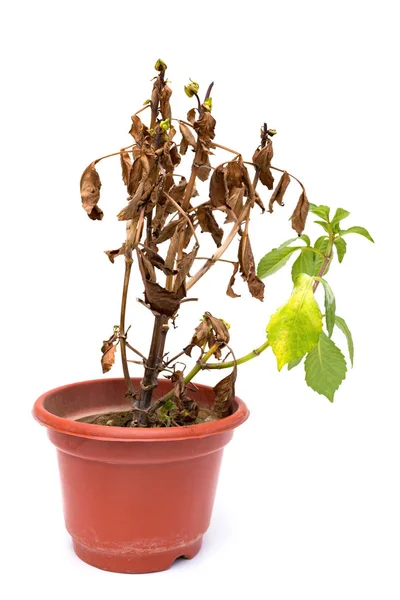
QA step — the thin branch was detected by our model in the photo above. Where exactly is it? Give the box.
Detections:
[271,165,306,191]
[125,341,147,361]
[164,192,200,247]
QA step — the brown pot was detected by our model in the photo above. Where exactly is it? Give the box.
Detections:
[32,378,249,573]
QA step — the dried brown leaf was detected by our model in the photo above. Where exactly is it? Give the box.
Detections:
[226,262,241,298]
[212,365,237,418]
[171,370,186,409]
[156,218,182,244]
[165,223,184,271]
[254,191,266,213]
[104,243,126,264]
[143,246,176,277]
[194,111,216,143]
[209,165,228,209]
[238,235,265,301]
[196,205,223,246]
[197,153,212,182]
[80,162,103,220]
[101,345,117,374]
[101,331,119,374]
[160,84,172,121]
[268,171,291,213]
[185,320,212,356]
[187,108,197,124]
[179,122,196,155]
[224,187,245,224]
[137,249,156,283]
[120,151,132,186]
[143,280,181,317]
[129,115,144,144]
[253,141,274,190]
[226,161,244,188]
[205,312,230,344]
[160,142,181,173]
[291,190,309,235]
[174,245,198,297]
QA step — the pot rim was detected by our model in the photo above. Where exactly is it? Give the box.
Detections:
[32,378,250,442]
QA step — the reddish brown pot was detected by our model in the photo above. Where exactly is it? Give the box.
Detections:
[33,378,249,573]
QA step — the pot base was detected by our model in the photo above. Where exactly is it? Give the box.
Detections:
[72,536,203,574]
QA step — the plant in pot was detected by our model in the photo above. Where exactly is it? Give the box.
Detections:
[33,59,373,574]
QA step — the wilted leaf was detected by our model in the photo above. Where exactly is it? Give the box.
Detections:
[205,312,230,344]
[160,84,172,121]
[268,171,291,212]
[170,370,186,409]
[239,235,265,301]
[253,142,274,189]
[196,205,223,246]
[117,195,142,221]
[101,331,119,374]
[226,161,244,188]
[165,222,184,271]
[196,152,212,181]
[209,165,228,209]
[291,190,309,235]
[187,108,197,124]
[143,280,181,316]
[143,246,177,276]
[226,262,241,298]
[194,111,216,143]
[120,151,132,186]
[160,141,181,172]
[104,243,126,264]
[174,245,198,297]
[179,122,196,155]
[212,364,237,418]
[129,114,145,143]
[80,162,103,220]
[156,218,182,244]
[185,319,212,356]
[254,191,265,213]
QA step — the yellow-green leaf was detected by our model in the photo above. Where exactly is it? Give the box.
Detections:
[266,274,322,370]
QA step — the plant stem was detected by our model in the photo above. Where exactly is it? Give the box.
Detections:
[150,343,221,409]
[120,251,135,400]
[205,341,270,370]
[313,234,334,292]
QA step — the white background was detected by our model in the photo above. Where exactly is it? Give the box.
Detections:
[1,1,399,598]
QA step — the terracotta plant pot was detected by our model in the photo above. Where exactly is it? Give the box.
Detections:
[33,377,249,573]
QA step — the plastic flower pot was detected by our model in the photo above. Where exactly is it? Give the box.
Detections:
[32,377,249,573]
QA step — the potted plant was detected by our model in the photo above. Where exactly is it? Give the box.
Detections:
[33,59,373,574]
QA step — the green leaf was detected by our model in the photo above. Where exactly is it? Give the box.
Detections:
[334,316,354,367]
[334,237,347,262]
[314,220,331,233]
[299,234,311,246]
[316,277,336,337]
[291,248,316,282]
[304,332,347,402]
[266,274,322,370]
[309,205,330,221]
[340,226,374,243]
[288,356,303,370]
[331,208,350,232]
[257,246,302,278]
[278,237,301,249]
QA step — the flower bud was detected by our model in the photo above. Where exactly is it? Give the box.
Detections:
[155,58,167,72]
